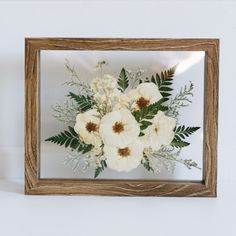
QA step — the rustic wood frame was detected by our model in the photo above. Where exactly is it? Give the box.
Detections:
[25,38,219,196]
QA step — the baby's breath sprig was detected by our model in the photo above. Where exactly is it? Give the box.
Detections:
[63,59,92,95]
[52,100,78,124]
[96,60,109,77]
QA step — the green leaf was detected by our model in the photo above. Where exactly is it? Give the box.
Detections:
[139,132,145,137]
[45,126,92,154]
[171,126,200,148]
[147,66,177,98]
[171,140,190,148]
[174,126,200,141]
[132,98,168,134]
[68,92,95,112]
[141,156,154,172]
[117,68,129,92]
[159,86,173,92]
[140,120,153,130]
[133,97,168,123]
[94,160,107,178]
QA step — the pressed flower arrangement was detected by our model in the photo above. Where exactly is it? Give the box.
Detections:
[45,60,201,178]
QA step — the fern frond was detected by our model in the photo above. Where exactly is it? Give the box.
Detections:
[141,156,154,172]
[147,65,177,98]
[166,82,194,119]
[170,140,190,148]
[45,126,92,154]
[117,68,129,92]
[174,126,200,140]
[94,160,107,178]
[68,92,95,112]
[132,98,168,133]
[171,126,200,148]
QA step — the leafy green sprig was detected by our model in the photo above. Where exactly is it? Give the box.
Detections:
[144,66,176,98]
[94,160,107,178]
[144,146,200,172]
[132,98,168,136]
[117,67,129,92]
[45,126,92,154]
[68,92,96,112]
[141,156,154,172]
[171,125,200,148]
[166,82,194,119]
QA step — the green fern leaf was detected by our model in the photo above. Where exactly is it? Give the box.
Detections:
[45,126,92,154]
[174,126,200,140]
[118,68,129,92]
[94,160,107,178]
[68,92,95,112]
[148,66,177,98]
[132,97,168,134]
[171,126,200,148]
[133,98,168,122]
[171,140,190,148]
[141,156,154,172]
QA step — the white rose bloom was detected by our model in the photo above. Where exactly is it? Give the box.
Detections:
[104,139,143,172]
[99,108,140,148]
[74,109,101,146]
[127,82,162,110]
[140,111,176,151]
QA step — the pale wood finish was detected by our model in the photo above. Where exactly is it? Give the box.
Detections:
[25,38,219,196]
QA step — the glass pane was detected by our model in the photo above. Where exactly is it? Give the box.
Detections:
[40,50,205,181]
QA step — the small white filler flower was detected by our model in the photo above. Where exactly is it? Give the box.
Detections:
[104,139,143,172]
[99,108,140,148]
[74,109,101,146]
[140,111,176,151]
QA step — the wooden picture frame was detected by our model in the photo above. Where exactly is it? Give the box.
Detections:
[25,38,219,196]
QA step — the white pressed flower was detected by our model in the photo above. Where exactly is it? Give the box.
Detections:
[94,88,122,114]
[109,88,122,102]
[74,109,101,146]
[103,74,117,90]
[127,82,162,111]
[113,93,130,110]
[91,74,117,94]
[140,111,176,151]
[104,139,143,172]
[94,93,106,103]
[95,88,121,104]
[90,145,103,156]
[99,108,140,148]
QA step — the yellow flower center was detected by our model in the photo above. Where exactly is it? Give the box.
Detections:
[86,122,98,133]
[112,121,125,134]
[118,147,131,157]
[136,97,150,109]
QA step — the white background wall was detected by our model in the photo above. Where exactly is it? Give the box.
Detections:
[0,1,235,236]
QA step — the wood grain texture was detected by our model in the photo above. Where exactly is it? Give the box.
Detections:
[25,38,219,197]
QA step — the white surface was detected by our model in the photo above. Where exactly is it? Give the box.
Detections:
[0,0,235,236]
[40,51,204,180]
[0,179,235,236]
